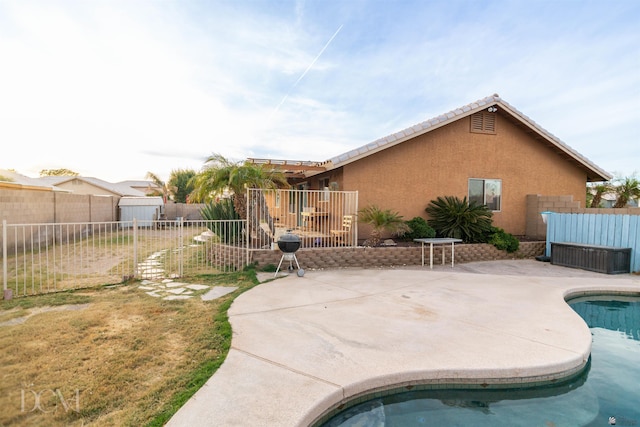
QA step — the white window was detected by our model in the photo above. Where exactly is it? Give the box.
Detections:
[469,179,501,211]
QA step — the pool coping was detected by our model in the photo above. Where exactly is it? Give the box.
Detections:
[166,261,640,427]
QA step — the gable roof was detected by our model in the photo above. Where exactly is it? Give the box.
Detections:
[36,176,146,196]
[0,169,62,191]
[323,94,611,182]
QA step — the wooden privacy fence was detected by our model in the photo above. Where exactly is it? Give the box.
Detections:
[545,213,640,273]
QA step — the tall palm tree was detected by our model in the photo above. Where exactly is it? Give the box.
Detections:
[189,154,289,219]
[613,176,640,208]
[145,172,176,203]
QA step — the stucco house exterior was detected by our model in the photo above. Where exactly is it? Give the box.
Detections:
[250,94,611,237]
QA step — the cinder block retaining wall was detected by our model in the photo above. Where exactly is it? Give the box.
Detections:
[250,241,545,270]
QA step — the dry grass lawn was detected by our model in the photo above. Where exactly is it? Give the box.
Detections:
[0,271,258,427]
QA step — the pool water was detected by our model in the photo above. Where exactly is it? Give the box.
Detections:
[321,296,640,427]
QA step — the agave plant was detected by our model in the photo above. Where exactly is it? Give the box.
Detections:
[200,198,242,244]
[425,196,493,243]
[358,205,410,246]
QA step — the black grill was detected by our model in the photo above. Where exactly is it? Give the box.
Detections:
[277,232,301,253]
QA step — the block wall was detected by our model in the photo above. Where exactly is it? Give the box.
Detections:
[525,194,640,240]
[249,241,545,270]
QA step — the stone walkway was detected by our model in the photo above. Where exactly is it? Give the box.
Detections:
[136,250,238,301]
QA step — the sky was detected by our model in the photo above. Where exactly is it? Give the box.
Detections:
[0,0,638,183]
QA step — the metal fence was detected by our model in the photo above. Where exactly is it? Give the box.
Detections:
[247,188,359,250]
[2,219,247,297]
[1,189,359,297]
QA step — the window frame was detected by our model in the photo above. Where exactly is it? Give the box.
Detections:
[468,178,502,212]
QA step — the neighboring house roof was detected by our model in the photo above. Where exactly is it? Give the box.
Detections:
[321,94,611,182]
[119,180,162,193]
[0,169,62,191]
[36,176,146,196]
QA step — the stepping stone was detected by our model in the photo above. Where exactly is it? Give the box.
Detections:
[167,288,187,294]
[163,295,192,300]
[201,286,238,301]
[138,286,155,290]
[145,291,162,298]
[186,284,209,291]
[162,279,174,284]
[166,282,187,288]
[141,280,155,285]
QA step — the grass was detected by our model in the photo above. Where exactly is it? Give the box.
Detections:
[0,268,259,426]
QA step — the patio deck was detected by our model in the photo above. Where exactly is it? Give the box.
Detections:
[167,260,640,427]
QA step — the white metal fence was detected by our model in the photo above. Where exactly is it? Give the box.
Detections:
[2,219,247,297]
[247,188,359,250]
[1,189,359,297]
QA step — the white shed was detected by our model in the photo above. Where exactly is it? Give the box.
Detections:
[118,196,165,228]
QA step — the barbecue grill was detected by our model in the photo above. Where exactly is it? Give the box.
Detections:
[274,231,305,277]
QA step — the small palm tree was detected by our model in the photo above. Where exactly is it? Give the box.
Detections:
[358,205,410,247]
[613,176,640,208]
[146,172,177,203]
[425,196,493,243]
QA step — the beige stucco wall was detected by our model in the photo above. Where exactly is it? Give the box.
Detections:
[336,112,589,236]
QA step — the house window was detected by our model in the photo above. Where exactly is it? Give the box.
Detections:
[469,179,501,211]
[470,111,496,134]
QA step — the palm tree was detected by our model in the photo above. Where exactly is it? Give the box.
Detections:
[358,205,410,247]
[613,176,640,208]
[588,181,612,208]
[189,153,289,219]
[145,172,176,203]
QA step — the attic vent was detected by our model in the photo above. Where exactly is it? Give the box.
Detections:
[470,111,496,134]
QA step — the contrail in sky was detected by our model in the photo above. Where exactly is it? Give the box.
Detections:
[271,24,344,117]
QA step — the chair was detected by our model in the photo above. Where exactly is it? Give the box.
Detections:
[330,215,353,246]
[301,207,315,230]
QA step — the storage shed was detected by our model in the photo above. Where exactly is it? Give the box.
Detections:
[118,196,164,228]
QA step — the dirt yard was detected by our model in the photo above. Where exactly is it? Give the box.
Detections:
[0,271,257,426]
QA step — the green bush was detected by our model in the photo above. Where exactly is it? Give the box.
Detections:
[403,217,436,240]
[200,198,242,244]
[425,196,493,243]
[488,227,520,253]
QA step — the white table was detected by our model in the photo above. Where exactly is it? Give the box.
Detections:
[414,238,463,269]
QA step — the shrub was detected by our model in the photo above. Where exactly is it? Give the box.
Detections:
[425,196,493,243]
[358,205,411,246]
[403,217,436,240]
[488,227,520,253]
[200,198,242,244]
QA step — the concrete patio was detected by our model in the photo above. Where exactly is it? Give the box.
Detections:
[167,260,640,427]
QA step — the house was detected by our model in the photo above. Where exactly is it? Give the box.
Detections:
[35,176,147,197]
[250,94,611,237]
[119,180,163,196]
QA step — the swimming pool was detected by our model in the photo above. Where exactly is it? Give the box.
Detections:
[320,295,640,426]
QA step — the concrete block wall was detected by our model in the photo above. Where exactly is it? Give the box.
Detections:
[249,241,545,270]
[525,194,640,240]
[54,193,92,223]
[0,188,56,225]
[165,202,204,220]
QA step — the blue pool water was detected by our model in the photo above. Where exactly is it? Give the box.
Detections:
[321,296,640,427]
